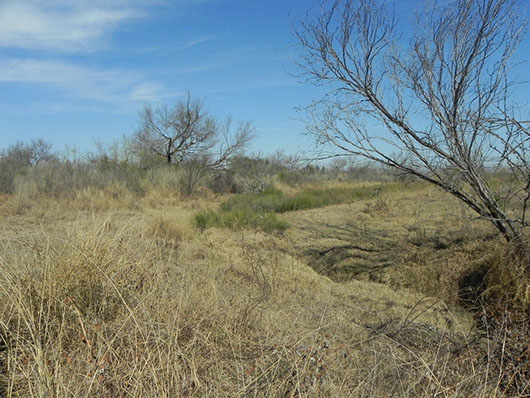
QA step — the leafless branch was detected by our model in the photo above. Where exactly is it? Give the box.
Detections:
[294,0,529,248]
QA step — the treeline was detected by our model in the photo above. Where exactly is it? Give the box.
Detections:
[0,138,394,200]
[0,93,393,200]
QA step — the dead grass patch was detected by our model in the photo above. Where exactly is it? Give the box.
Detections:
[0,181,526,396]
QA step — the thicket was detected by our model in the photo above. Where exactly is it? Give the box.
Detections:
[0,140,393,201]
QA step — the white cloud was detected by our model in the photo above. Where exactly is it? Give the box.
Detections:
[129,82,181,102]
[0,1,204,108]
[0,58,176,103]
[182,35,212,49]
[0,0,148,51]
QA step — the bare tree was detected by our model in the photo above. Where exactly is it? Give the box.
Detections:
[294,0,529,248]
[134,92,254,166]
[133,92,255,193]
[134,92,217,165]
[1,139,56,167]
[0,139,56,193]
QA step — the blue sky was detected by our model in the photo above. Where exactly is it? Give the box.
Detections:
[0,0,320,154]
[0,0,528,156]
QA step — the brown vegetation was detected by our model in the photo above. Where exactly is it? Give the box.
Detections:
[0,174,528,397]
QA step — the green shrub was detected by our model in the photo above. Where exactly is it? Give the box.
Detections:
[194,184,402,234]
[220,188,285,213]
[220,184,384,215]
[194,208,289,233]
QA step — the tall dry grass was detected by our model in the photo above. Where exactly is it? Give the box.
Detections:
[0,207,521,397]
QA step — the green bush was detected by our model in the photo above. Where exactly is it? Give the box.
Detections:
[194,208,289,233]
[220,184,383,215]
[278,186,375,212]
[220,188,285,213]
[194,184,402,234]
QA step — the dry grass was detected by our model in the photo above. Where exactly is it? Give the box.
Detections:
[0,182,527,397]
[281,184,502,302]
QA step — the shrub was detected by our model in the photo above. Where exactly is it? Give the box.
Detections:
[12,158,153,200]
[0,140,56,194]
[220,184,384,215]
[195,184,395,234]
[141,167,181,196]
[220,188,285,213]
[195,208,289,234]
[209,170,238,194]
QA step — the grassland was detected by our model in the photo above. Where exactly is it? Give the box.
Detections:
[194,183,417,233]
[0,181,528,397]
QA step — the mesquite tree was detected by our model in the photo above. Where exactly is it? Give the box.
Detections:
[134,92,254,168]
[294,0,529,247]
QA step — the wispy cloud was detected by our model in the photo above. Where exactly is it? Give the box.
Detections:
[0,0,213,112]
[0,0,150,52]
[0,58,177,103]
[182,35,212,49]
[133,34,216,56]
[129,82,182,102]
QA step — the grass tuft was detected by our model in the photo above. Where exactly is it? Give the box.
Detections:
[221,184,389,214]
[196,183,404,233]
[195,208,289,233]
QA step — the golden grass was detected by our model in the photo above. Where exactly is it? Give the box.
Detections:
[281,184,505,303]
[0,182,526,397]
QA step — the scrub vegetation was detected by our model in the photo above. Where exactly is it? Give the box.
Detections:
[1,0,529,394]
[0,139,528,397]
